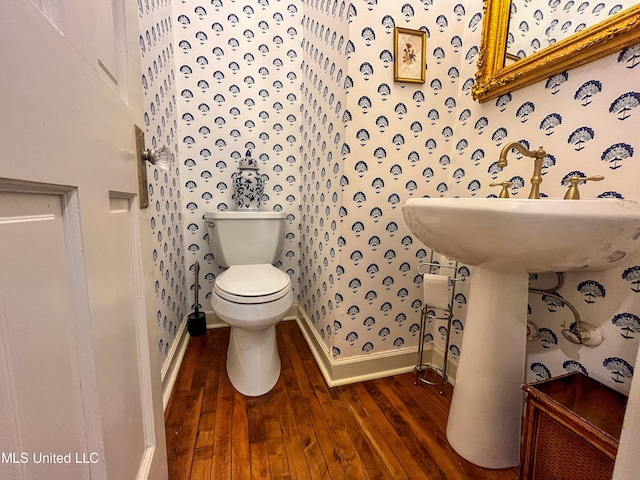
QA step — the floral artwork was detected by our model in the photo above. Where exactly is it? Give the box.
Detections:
[394,27,426,83]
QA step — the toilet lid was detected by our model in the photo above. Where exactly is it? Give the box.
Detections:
[215,264,291,303]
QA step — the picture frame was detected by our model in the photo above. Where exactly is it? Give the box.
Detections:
[394,27,426,83]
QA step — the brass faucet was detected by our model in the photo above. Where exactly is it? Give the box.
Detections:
[498,142,547,199]
[563,175,604,200]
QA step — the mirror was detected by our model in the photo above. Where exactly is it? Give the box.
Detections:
[473,0,640,103]
[506,1,636,61]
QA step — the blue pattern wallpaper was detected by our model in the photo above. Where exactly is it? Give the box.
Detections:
[138,0,188,366]
[139,0,640,394]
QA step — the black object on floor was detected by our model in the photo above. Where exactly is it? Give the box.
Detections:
[187,261,206,336]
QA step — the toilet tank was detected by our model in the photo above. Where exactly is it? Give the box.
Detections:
[204,210,286,267]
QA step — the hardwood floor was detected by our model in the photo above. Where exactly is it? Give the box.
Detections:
[165,320,519,480]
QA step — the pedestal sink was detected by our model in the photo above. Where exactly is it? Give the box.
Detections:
[402,197,640,469]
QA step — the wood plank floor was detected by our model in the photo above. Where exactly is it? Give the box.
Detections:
[165,320,519,480]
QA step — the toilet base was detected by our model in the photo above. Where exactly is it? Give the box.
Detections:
[226,325,281,396]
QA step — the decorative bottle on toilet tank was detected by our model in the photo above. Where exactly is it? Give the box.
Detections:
[232,150,265,210]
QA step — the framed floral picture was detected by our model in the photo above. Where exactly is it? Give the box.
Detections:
[394,27,426,83]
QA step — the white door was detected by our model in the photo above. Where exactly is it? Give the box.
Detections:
[0,1,167,479]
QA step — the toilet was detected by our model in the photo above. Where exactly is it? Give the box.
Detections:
[204,210,293,396]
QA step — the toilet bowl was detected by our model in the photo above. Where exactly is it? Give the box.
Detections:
[211,264,293,396]
[204,210,292,396]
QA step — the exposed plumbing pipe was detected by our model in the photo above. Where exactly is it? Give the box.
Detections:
[530,272,564,293]
[528,285,603,346]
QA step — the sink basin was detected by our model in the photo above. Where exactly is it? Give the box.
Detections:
[402,197,640,469]
[402,197,640,273]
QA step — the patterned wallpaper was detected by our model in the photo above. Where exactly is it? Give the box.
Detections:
[172,0,303,317]
[137,0,187,368]
[298,0,350,358]
[139,0,640,394]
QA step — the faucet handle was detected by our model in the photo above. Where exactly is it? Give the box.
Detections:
[563,175,604,200]
[489,181,513,198]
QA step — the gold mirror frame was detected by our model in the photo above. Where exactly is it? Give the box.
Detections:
[472,0,640,103]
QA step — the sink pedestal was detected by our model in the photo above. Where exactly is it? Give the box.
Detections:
[446,266,529,469]
[401,196,640,469]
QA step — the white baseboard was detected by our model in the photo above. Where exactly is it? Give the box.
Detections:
[204,310,227,329]
[161,316,190,411]
[161,311,229,411]
[162,304,455,410]
[294,305,458,387]
[204,304,298,328]
[428,344,458,385]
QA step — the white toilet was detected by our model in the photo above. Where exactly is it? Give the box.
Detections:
[204,210,293,396]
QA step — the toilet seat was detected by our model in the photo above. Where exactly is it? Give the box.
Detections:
[214,264,291,304]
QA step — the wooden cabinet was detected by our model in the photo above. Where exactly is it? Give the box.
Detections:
[520,372,627,480]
